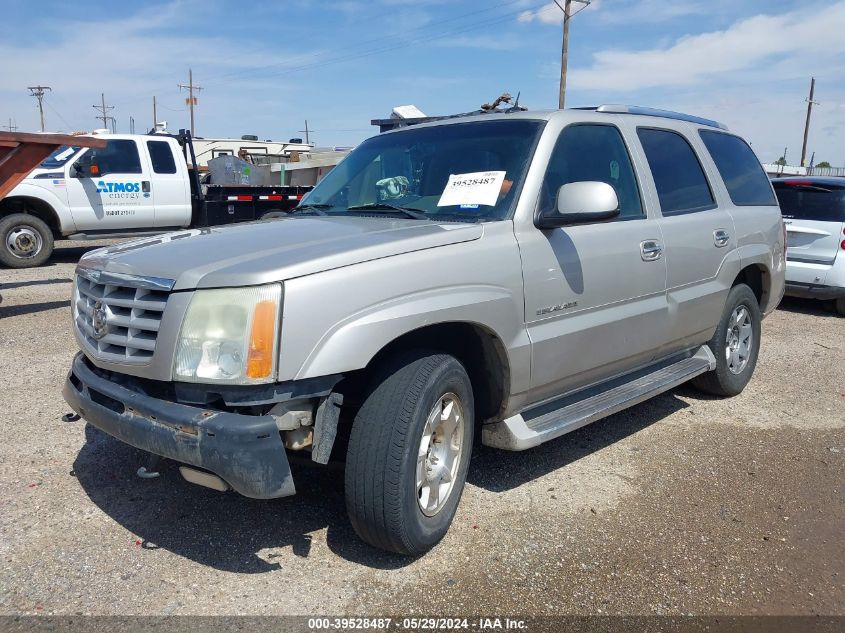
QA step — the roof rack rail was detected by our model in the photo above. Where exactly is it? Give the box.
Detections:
[593,105,728,131]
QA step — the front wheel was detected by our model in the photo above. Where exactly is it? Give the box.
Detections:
[345,351,474,555]
[692,283,762,397]
[0,213,54,268]
[834,297,845,317]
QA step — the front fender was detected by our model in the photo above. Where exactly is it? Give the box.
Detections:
[2,182,73,233]
[298,284,520,379]
[277,223,531,397]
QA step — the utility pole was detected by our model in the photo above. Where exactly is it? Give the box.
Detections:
[299,120,311,145]
[178,69,203,135]
[2,118,17,132]
[153,96,157,128]
[800,77,819,167]
[27,86,52,132]
[93,93,115,130]
[130,116,135,134]
[555,0,590,109]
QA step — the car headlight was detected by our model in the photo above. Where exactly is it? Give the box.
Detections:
[173,283,282,384]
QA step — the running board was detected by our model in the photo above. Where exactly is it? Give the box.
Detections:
[483,346,716,451]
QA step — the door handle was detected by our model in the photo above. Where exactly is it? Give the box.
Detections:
[714,229,730,247]
[640,240,663,261]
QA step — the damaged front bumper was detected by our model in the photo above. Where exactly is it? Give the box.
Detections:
[62,352,295,499]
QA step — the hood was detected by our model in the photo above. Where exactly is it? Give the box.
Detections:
[78,216,483,290]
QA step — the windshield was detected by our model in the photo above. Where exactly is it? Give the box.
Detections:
[774,181,845,222]
[301,119,544,222]
[40,145,82,169]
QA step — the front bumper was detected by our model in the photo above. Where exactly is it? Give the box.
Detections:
[63,352,295,499]
[784,282,845,300]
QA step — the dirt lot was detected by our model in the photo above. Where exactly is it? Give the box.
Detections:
[0,240,843,616]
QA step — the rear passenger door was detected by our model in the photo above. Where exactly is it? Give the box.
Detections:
[636,127,736,352]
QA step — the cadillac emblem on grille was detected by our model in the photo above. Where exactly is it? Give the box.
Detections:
[91,300,109,340]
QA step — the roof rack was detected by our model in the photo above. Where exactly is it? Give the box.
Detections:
[590,105,728,131]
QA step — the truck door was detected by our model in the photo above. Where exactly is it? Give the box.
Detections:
[516,123,669,403]
[145,138,191,228]
[635,127,738,352]
[66,138,156,231]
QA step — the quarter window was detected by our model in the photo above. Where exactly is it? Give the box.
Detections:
[540,124,644,220]
[700,130,776,206]
[147,140,178,174]
[637,128,714,215]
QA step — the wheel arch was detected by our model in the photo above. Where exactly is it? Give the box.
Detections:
[0,195,64,236]
[338,321,512,425]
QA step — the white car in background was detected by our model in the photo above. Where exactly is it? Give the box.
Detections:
[773,177,845,316]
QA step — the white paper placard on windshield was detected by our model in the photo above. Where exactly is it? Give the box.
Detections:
[437,171,506,208]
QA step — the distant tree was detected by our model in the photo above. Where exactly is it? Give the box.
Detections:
[816,161,832,168]
[775,156,787,166]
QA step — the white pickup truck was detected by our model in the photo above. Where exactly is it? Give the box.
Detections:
[0,130,310,268]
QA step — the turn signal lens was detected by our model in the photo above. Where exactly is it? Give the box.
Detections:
[247,300,278,379]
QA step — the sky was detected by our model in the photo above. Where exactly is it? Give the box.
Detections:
[2,0,844,165]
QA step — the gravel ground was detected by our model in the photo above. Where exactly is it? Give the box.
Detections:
[0,240,842,616]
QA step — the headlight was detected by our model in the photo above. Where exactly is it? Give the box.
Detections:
[174,283,282,384]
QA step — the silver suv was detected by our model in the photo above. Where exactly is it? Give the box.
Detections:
[62,105,785,555]
[773,177,845,315]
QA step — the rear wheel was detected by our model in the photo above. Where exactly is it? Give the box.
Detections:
[345,350,474,555]
[0,213,54,268]
[692,283,761,397]
[259,210,286,221]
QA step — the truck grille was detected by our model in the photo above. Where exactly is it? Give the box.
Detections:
[73,274,170,363]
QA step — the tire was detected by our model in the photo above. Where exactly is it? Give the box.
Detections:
[692,283,762,397]
[0,213,54,268]
[345,350,474,555]
[834,297,845,317]
[259,210,286,221]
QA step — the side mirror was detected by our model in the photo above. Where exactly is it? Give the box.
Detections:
[535,181,620,229]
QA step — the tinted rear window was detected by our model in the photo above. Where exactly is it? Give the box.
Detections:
[147,140,177,174]
[637,128,715,215]
[773,182,845,222]
[700,130,776,206]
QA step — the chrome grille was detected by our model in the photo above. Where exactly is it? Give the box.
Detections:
[73,273,171,363]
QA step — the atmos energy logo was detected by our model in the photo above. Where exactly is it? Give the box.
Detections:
[96,181,147,199]
[97,181,140,193]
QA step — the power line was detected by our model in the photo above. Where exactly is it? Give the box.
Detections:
[2,118,17,132]
[178,69,203,135]
[93,93,116,130]
[43,100,75,131]
[202,0,534,86]
[107,0,548,108]
[27,86,52,132]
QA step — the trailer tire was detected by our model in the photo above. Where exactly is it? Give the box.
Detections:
[0,213,54,268]
[259,210,287,221]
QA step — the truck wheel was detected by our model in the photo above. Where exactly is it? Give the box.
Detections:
[834,297,845,317]
[0,213,54,268]
[692,283,761,397]
[345,350,474,555]
[259,210,286,221]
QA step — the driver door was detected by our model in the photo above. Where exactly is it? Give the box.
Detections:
[515,123,669,403]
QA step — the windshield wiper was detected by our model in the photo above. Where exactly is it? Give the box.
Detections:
[346,202,430,220]
[293,203,331,216]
